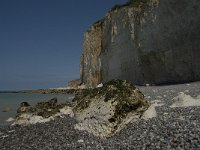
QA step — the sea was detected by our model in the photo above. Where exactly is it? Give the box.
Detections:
[0,93,74,126]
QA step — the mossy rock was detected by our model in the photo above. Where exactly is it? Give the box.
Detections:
[16,97,72,119]
[74,79,149,138]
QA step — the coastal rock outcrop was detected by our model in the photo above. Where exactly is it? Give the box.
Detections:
[67,79,81,89]
[73,80,149,138]
[80,0,200,88]
[13,80,149,138]
[14,98,74,125]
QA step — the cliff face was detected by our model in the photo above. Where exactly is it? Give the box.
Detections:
[80,0,200,87]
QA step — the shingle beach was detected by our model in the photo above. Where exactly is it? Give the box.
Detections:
[1,82,200,150]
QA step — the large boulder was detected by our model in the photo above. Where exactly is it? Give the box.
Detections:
[73,80,149,138]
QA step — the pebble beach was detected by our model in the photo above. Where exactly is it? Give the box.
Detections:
[0,82,200,149]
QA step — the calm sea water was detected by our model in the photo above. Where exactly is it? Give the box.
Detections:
[0,93,74,126]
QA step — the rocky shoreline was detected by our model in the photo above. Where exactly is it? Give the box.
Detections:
[0,88,84,94]
[12,80,150,137]
[0,81,200,149]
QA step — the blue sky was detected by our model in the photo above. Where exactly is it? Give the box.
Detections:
[0,0,127,90]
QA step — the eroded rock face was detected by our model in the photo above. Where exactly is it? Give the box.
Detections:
[80,0,200,87]
[68,79,81,89]
[73,80,149,138]
[14,98,74,125]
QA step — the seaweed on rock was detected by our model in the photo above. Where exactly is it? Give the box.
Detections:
[74,79,149,138]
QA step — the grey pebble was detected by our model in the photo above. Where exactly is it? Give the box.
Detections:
[0,82,200,149]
